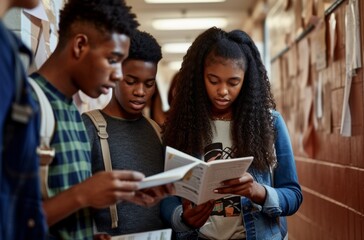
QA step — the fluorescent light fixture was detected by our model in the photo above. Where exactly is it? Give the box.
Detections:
[168,61,183,71]
[152,18,227,30]
[163,43,192,54]
[145,0,225,3]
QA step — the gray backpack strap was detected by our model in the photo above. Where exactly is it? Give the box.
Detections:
[84,110,118,229]
[28,77,55,199]
[144,116,162,143]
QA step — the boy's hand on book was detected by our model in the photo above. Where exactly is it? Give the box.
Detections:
[122,190,157,207]
[76,170,144,208]
[93,233,111,240]
[137,183,175,207]
[181,199,215,228]
[141,183,175,199]
[214,172,267,205]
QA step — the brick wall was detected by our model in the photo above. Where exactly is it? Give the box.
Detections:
[268,0,364,239]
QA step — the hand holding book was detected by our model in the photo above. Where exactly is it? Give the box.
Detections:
[139,146,253,205]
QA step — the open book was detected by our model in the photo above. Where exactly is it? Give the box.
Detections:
[139,146,253,204]
[111,228,172,240]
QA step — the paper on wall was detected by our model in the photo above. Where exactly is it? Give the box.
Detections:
[340,0,361,137]
[34,31,48,69]
[23,2,48,22]
[329,14,337,59]
[315,73,323,119]
[299,38,310,89]
[49,24,58,52]
[340,72,352,137]
[315,19,327,70]
[351,0,361,70]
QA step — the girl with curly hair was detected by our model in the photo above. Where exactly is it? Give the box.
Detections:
[161,27,303,240]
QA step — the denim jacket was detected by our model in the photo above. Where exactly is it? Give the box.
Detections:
[0,21,47,240]
[160,111,303,240]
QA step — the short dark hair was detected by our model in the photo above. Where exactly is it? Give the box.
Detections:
[58,0,139,45]
[127,30,162,64]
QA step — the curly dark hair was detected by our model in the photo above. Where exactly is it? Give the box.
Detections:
[127,30,162,63]
[163,27,276,171]
[58,0,139,46]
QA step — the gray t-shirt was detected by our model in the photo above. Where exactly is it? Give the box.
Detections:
[82,111,165,235]
[199,120,245,240]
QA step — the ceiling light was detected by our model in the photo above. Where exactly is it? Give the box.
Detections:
[145,0,225,3]
[152,18,227,30]
[163,43,192,54]
[168,61,183,71]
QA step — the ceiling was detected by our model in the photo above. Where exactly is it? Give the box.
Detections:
[125,0,259,67]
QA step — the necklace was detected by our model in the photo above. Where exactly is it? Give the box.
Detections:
[211,116,232,121]
[211,110,232,121]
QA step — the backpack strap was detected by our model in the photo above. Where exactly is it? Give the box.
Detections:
[144,116,162,143]
[28,77,56,199]
[83,110,118,229]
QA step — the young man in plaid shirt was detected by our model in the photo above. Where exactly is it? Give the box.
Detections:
[30,0,173,239]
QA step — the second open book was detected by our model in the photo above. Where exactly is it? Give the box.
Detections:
[139,146,253,205]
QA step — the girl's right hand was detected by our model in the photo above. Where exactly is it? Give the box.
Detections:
[181,198,215,228]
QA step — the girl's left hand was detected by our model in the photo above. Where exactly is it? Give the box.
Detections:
[214,172,267,205]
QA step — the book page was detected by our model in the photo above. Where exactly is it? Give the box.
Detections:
[164,147,253,204]
[197,157,253,204]
[138,162,199,189]
[111,228,172,240]
[164,147,209,203]
[140,147,253,204]
[173,164,207,204]
[164,146,198,170]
